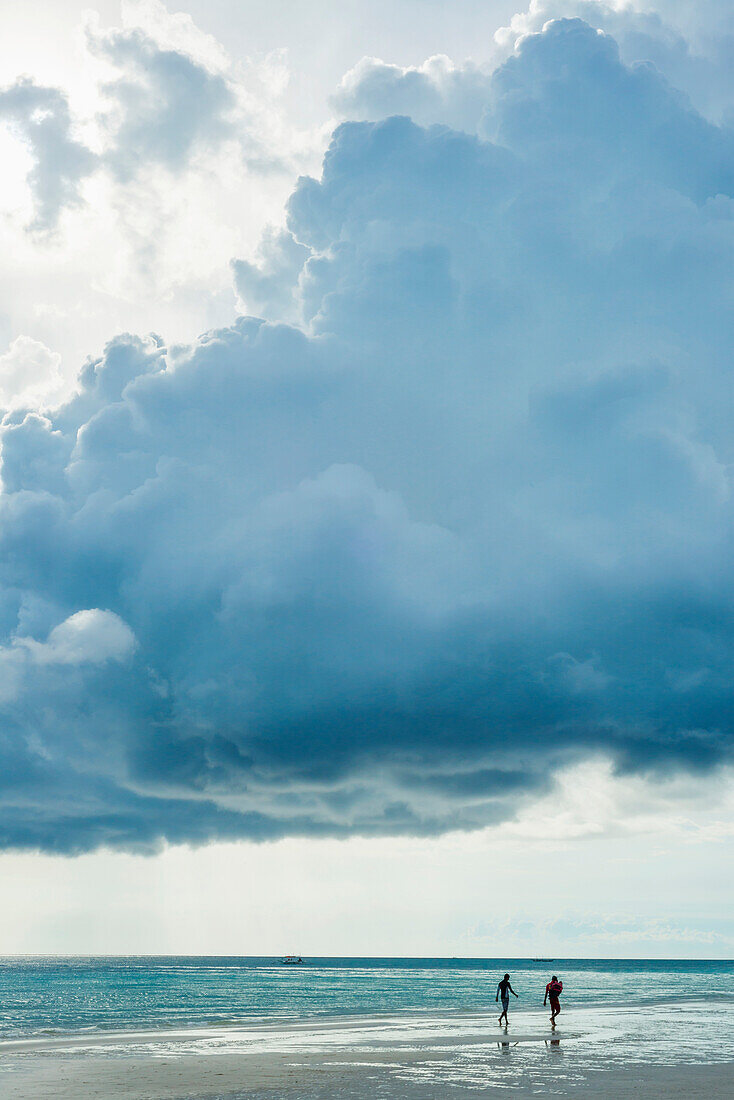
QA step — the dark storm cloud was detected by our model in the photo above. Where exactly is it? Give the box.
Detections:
[1,19,734,851]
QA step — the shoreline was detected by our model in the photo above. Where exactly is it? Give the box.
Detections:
[2,1009,734,1099]
[0,1009,582,1052]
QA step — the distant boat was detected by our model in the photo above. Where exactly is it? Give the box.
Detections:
[281,955,304,965]
[532,957,554,962]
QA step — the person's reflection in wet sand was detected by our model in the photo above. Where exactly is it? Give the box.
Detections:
[544,1038,562,1053]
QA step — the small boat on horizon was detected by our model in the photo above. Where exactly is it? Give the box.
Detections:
[281,955,304,965]
[532,958,554,962]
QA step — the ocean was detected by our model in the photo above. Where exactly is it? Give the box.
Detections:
[2,958,734,1097]
[1,956,732,1038]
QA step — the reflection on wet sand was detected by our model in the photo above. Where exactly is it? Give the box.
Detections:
[497,1035,562,1053]
[4,1002,734,1100]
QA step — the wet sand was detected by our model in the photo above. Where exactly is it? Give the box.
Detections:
[3,1044,734,1099]
[1,1014,733,1099]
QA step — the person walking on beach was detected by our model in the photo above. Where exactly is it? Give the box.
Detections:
[496,973,518,1026]
[544,975,563,1026]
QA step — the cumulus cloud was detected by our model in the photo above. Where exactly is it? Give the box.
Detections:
[333,0,734,131]
[232,227,311,320]
[1,16,733,852]
[15,609,136,666]
[496,0,734,123]
[0,336,69,411]
[332,54,494,133]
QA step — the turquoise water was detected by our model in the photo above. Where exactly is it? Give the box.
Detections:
[1,957,732,1039]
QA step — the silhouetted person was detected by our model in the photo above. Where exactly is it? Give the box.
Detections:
[496,972,518,1025]
[544,975,563,1026]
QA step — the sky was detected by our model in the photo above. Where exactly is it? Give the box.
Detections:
[0,0,733,957]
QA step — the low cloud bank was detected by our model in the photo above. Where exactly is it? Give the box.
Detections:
[1,18,733,851]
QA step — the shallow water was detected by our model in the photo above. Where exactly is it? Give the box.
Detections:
[2,1000,734,1097]
[1,964,734,1097]
[0,956,732,1038]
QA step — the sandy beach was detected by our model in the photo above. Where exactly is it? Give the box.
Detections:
[2,1011,733,1099]
[3,1046,734,1099]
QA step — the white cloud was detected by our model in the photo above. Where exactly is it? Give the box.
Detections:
[0,77,97,232]
[0,2,323,379]
[498,758,734,843]
[16,609,137,666]
[0,609,135,705]
[118,0,232,72]
[333,0,734,134]
[85,14,239,182]
[0,335,69,411]
[232,227,310,321]
[333,54,496,133]
[496,0,734,122]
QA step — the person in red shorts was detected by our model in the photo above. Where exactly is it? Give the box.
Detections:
[544,975,563,1026]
